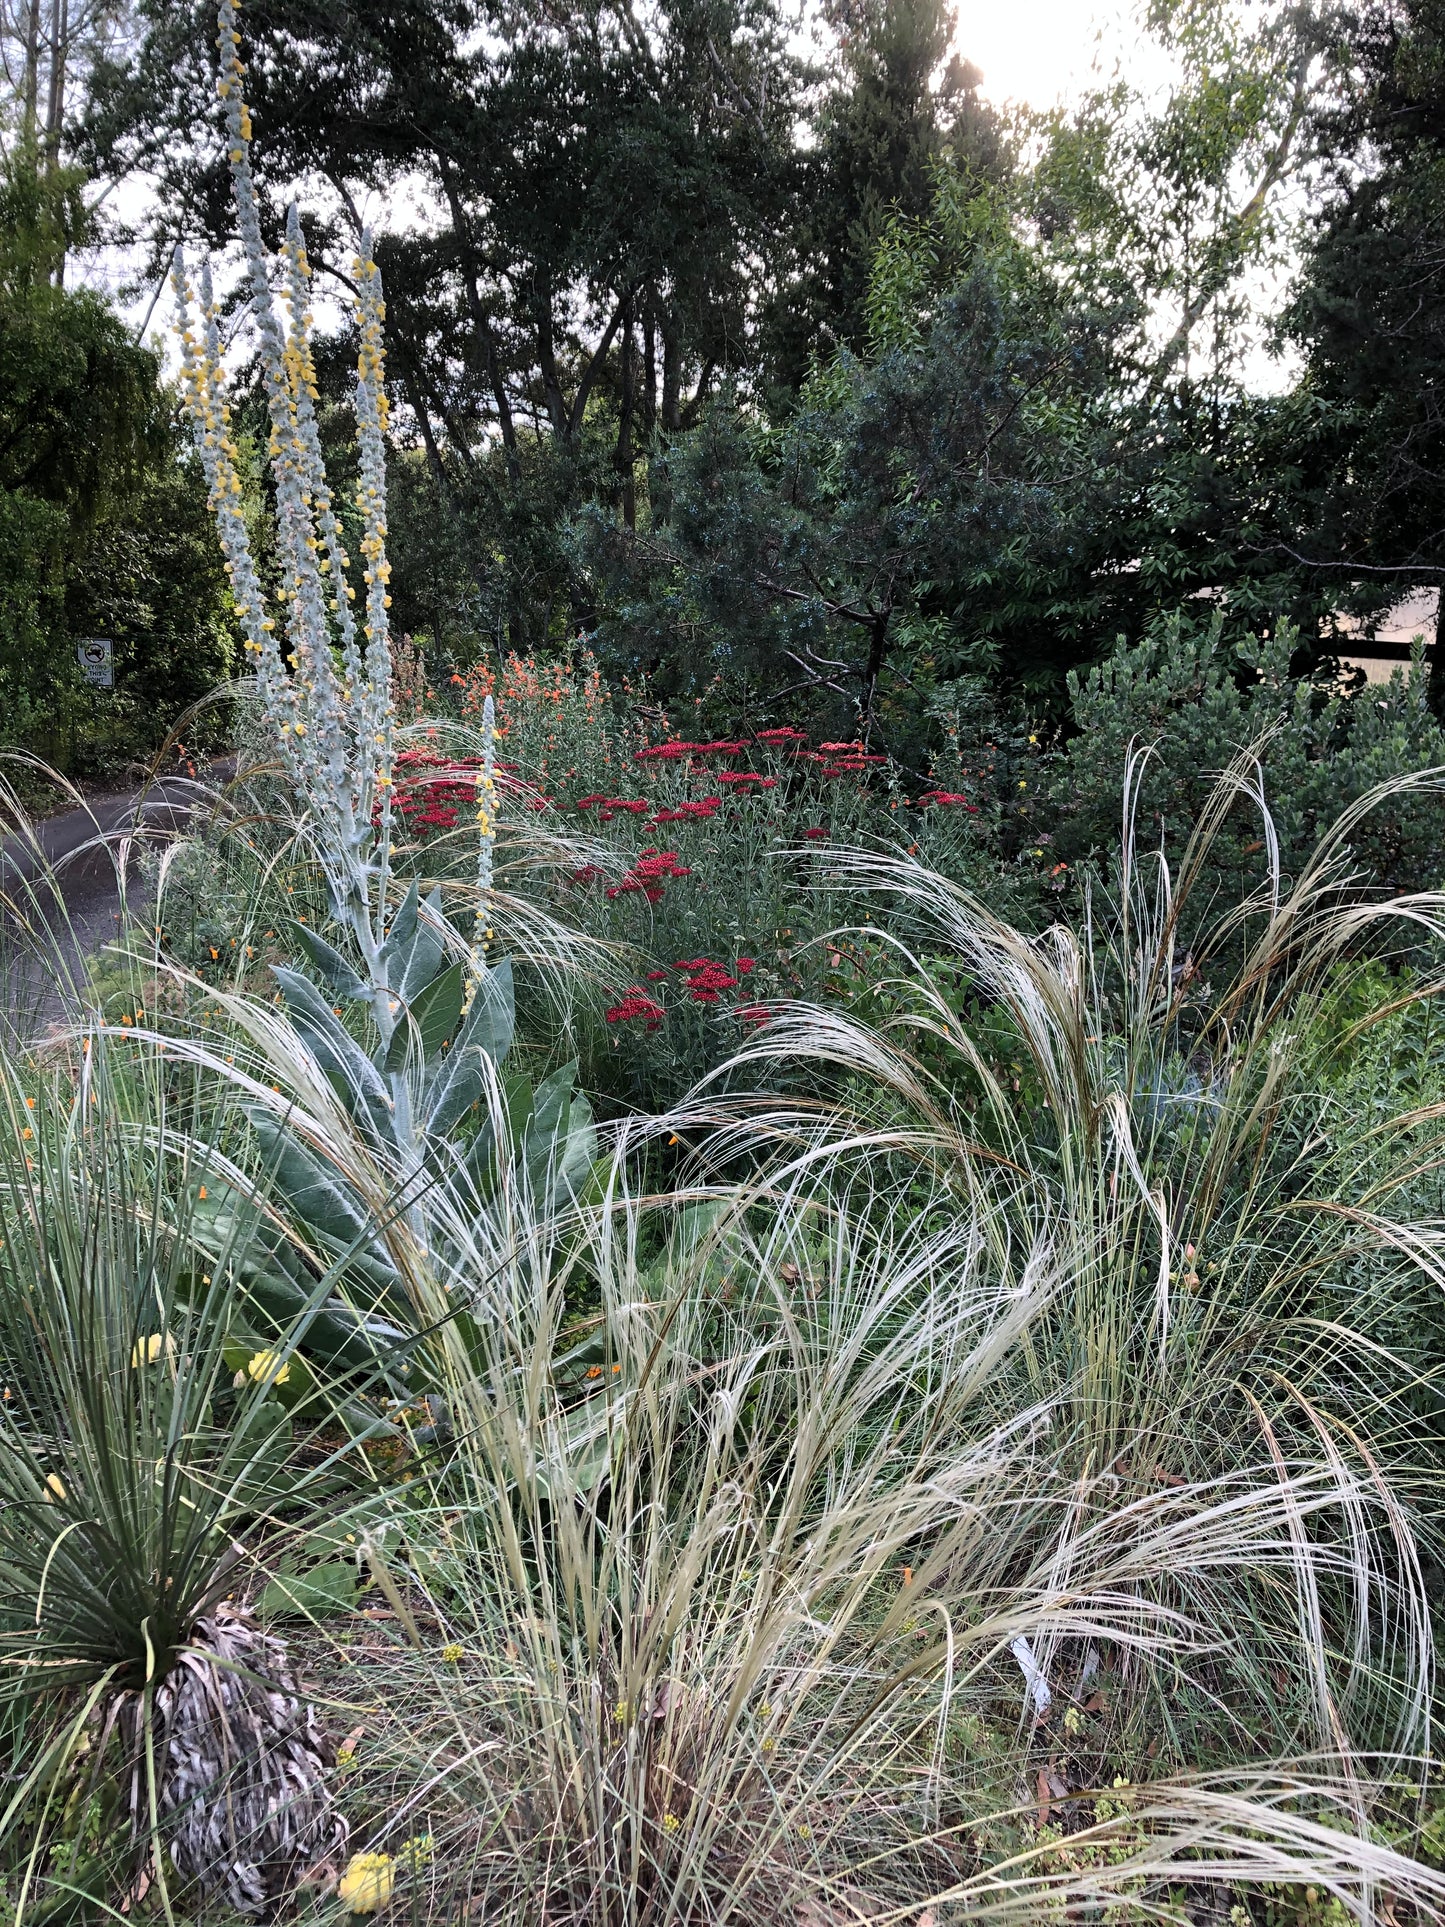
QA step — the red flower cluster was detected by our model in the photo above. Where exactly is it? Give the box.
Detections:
[717,771,778,790]
[578,795,650,820]
[606,850,693,903]
[605,989,665,1030]
[651,797,722,824]
[917,791,979,811]
[676,954,755,1002]
[679,960,736,1002]
[634,741,698,763]
[802,827,830,840]
[385,749,483,840]
[755,726,808,743]
[605,955,762,1029]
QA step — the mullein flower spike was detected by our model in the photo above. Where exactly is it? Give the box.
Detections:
[170,0,425,995]
[464,694,497,1007]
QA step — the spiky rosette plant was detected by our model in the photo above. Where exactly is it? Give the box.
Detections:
[0,1031,351,1918]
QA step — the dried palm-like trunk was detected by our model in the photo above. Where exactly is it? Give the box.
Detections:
[127,1603,347,1918]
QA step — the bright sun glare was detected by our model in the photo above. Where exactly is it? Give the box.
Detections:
[960,0,1165,110]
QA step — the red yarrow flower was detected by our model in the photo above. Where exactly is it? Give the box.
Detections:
[651,797,721,824]
[606,990,665,1031]
[634,741,698,762]
[917,791,979,811]
[606,852,693,903]
[676,957,741,1002]
[717,771,777,788]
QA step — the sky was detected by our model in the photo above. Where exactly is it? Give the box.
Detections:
[961,0,1157,112]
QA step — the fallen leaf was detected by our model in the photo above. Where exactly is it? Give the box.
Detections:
[1036,1768,1052,1829]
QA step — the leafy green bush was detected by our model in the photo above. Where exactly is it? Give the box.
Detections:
[1055,614,1445,914]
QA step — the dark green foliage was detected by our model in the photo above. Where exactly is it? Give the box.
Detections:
[0,155,233,772]
[763,0,1008,383]
[84,0,810,660]
[1053,613,1445,908]
[579,255,1122,741]
[1282,0,1445,678]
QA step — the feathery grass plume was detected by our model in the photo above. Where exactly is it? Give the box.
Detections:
[275,1096,1445,1924]
[0,1023,353,1915]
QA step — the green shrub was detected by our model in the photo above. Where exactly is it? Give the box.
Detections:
[1055,614,1445,919]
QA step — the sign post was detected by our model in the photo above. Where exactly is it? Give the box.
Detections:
[77,638,114,689]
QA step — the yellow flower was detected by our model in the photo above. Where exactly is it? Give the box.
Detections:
[440,1642,464,1663]
[338,1852,393,1913]
[132,1333,176,1367]
[246,1350,290,1388]
[44,1473,66,1502]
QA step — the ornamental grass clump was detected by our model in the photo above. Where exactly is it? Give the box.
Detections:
[300,1049,1445,1925]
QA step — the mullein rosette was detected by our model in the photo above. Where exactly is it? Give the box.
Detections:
[171,0,487,1023]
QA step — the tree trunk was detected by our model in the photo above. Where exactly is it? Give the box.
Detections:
[533,275,569,436]
[43,0,66,180]
[642,291,657,439]
[661,306,681,432]
[437,161,520,480]
[859,607,891,730]
[616,293,636,530]
[22,0,42,146]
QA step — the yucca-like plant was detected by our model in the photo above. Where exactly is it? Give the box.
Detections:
[0,1026,354,1915]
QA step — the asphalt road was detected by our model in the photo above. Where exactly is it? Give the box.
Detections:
[0,771,223,1031]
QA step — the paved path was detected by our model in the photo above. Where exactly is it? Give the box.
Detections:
[0,770,226,1033]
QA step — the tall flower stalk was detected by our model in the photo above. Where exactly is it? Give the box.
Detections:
[465,693,497,1005]
[171,0,441,1047]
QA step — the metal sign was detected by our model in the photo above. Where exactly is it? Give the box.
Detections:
[77,638,114,689]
